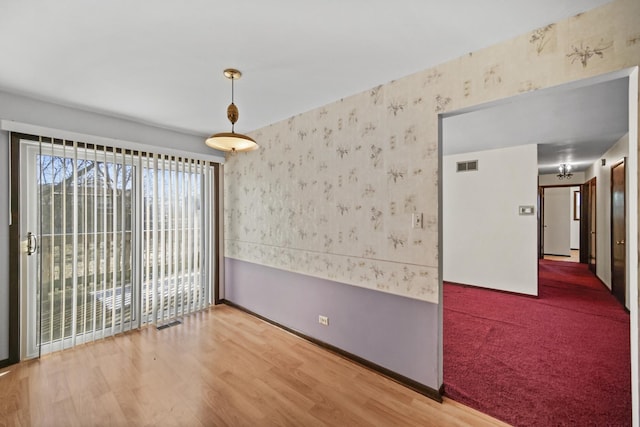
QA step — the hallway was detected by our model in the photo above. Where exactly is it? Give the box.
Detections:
[443,259,631,426]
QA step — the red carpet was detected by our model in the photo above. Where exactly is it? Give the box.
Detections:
[444,260,631,426]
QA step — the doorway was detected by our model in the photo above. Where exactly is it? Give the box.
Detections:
[582,177,597,273]
[611,159,626,306]
[440,70,637,424]
[540,185,582,263]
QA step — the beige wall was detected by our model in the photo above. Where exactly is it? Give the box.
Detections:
[224,0,640,304]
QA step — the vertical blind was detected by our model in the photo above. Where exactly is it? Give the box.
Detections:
[33,136,217,356]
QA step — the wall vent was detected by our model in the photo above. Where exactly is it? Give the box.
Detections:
[456,160,478,172]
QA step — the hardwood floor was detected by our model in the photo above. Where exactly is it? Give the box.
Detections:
[543,249,580,263]
[0,305,508,426]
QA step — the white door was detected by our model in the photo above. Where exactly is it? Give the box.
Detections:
[543,187,571,256]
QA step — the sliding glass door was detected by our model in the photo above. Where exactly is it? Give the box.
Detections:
[17,134,217,359]
[140,155,213,325]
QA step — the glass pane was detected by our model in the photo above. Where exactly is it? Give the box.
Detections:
[32,146,212,355]
[141,162,204,323]
[37,154,133,345]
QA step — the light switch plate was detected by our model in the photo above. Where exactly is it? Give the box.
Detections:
[412,212,423,229]
[519,205,535,215]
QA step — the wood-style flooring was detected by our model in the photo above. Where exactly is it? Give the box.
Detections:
[0,305,508,426]
[543,249,580,263]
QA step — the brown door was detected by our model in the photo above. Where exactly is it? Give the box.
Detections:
[579,183,588,263]
[611,160,626,306]
[586,178,597,274]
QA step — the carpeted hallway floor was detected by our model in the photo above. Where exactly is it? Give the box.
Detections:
[443,260,631,426]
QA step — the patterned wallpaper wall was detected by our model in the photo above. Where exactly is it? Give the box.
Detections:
[225,0,640,303]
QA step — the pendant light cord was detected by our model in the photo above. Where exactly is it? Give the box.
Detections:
[231,77,235,132]
[231,76,235,103]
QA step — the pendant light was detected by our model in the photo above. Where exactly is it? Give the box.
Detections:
[205,68,258,153]
[557,163,573,180]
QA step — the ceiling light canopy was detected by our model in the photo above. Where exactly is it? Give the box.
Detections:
[205,69,258,153]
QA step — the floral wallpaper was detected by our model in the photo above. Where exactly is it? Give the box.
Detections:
[225,0,640,303]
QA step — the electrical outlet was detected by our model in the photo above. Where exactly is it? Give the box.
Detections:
[412,212,423,229]
[318,315,329,326]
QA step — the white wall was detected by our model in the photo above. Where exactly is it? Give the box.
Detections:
[0,90,222,159]
[443,144,538,295]
[585,133,629,291]
[570,186,581,249]
[0,90,219,362]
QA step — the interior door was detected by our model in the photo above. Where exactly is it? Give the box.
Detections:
[611,159,626,306]
[579,183,588,264]
[543,187,571,256]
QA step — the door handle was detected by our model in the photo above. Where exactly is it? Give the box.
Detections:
[26,232,38,255]
[591,231,596,234]
[616,240,625,245]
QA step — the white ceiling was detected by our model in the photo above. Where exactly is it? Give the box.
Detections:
[442,77,629,174]
[0,0,614,139]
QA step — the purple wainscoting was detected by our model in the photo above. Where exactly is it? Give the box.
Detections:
[224,258,440,390]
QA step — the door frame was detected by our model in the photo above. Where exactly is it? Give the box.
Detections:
[5,133,30,367]
[538,184,582,261]
[438,67,639,423]
[538,187,544,259]
[581,177,597,271]
[610,158,626,307]
[5,131,223,366]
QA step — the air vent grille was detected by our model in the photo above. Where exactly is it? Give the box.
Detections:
[157,319,182,330]
[456,160,478,172]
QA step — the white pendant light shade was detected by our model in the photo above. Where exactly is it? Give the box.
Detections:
[205,132,257,152]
